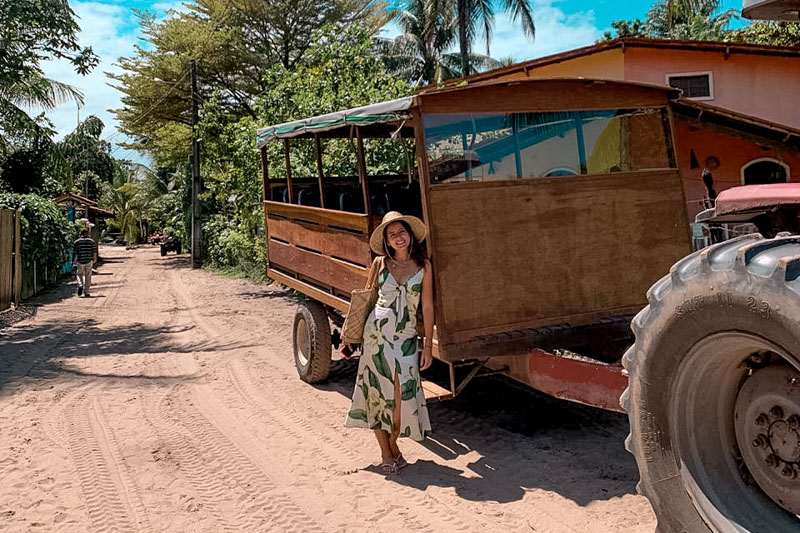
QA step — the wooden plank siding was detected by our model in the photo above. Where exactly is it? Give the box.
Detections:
[264,200,372,309]
[268,217,371,266]
[426,169,691,358]
[268,240,366,291]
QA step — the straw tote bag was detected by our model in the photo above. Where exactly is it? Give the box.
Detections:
[341,257,383,345]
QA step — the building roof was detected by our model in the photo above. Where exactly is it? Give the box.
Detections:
[256,97,413,147]
[56,193,114,217]
[463,37,800,85]
[255,78,680,147]
[55,193,98,207]
[671,98,800,150]
[743,0,800,20]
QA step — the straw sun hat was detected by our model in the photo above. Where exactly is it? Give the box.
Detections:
[369,211,427,255]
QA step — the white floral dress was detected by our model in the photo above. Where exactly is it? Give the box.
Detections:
[345,266,431,441]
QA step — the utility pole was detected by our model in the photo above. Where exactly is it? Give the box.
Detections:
[190,59,202,268]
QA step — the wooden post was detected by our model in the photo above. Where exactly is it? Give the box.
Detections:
[574,115,588,174]
[13,210,21,307]
[356,128,371,217]
[283,139,294,204]
[314,135,325,208]
[0,210,11,310]
[190,59,203,269]
[512,114,522,178]
[260,146,270,202]
[461,132,471,180]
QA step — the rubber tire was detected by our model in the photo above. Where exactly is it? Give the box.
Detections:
[622,233,800,533]
[293,300,332,383]
[160,246,166,256]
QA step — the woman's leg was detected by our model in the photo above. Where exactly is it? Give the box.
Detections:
[373,430,394,463]
[388,376,402,458]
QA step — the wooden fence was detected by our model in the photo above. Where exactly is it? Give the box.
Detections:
[0,209,22,311]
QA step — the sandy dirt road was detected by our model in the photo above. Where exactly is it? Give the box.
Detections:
[0,245,657,533]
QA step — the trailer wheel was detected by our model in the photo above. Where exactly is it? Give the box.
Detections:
[622,234,800,533]
[293,300,331,383]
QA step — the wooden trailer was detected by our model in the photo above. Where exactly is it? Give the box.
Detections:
[256,78,692,411]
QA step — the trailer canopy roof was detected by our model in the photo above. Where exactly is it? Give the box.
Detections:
[256,96,413,148]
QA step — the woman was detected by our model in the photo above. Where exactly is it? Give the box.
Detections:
[345,211,434,474]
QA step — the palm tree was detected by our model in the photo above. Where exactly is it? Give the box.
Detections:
[455,0,535,77]
[0,69,84,152]
[604,0,737,41]
[379,0,501,85]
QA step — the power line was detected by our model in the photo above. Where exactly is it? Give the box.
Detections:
[105,68,191,152]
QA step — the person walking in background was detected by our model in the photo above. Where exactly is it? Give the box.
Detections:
[73,229,97,297]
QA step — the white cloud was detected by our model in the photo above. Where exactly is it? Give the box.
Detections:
[40,1,151,164]
[488,1,602,62]
[379,2,602,64]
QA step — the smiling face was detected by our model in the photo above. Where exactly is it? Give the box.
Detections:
[385,221,411,254]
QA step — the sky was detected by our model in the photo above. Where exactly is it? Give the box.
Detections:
[41,0,745,165]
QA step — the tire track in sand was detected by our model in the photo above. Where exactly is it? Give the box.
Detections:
[61,386,151,533]
[152,383,324,533]
[225,359,475,533]
[231,338,579,533]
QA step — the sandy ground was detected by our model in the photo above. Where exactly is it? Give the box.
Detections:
[0,245,657,533]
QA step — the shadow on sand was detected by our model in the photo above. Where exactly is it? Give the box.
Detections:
[325,353,638,507]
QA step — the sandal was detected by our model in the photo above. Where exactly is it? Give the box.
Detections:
[394,453,408,470]
[379,460,398,475]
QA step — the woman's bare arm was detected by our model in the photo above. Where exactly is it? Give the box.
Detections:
[420,260,434,370]
[365,256,381,289]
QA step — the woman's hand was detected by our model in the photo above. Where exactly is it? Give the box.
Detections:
[420,344,433,371]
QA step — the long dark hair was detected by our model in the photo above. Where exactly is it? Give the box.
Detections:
[383,221,428,268]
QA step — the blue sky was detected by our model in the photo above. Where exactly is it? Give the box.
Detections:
[41,0,745,165]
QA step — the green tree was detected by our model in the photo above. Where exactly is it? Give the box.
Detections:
[603,0,738,41]
[49,116,118,200]
[0,0,98,149]
[378,0,500,84]
[109,0,385,168]
[726,21,800,46]
[198,24,411,276]
[454,0,535,77]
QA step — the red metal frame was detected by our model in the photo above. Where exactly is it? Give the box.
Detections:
[526,349,627,413]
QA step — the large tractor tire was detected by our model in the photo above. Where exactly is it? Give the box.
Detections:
[623,234,800,533]
[293,300,332,383]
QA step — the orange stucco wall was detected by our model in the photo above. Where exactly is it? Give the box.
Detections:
[624,48,800,129]
[510,49,625,80]
[674,119,800,220]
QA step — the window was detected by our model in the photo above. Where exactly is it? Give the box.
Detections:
[666,72,713,100]
[423,108,671,183]
[741,158,789,185]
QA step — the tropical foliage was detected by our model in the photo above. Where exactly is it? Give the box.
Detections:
[377,0,501,84]
[726,21,800,46]
[0,0,97,151]
[604,0,738,41]
[453,0,535,76]
[197,24,411,276]
[0,193,75,273]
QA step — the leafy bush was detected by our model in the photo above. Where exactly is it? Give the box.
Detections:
[0,193,74,272]
[204,214,266,281]
[196,23,411,282]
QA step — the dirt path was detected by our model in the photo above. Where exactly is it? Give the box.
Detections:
[0,246,656,533]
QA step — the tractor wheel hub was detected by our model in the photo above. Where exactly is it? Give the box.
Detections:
[735,365,800,514]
